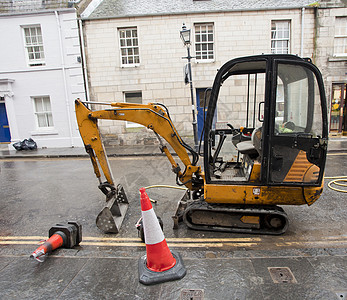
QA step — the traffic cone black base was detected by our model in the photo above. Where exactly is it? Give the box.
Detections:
[138,250,186,285]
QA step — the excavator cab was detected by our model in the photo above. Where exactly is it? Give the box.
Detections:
[180,55,328,234]
[204,55,328,187]
[183,55,328,234]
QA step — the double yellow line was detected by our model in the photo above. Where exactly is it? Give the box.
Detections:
[0,236,261,248]
[1,235,347,249]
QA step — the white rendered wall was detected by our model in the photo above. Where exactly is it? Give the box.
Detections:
[0,9,85,148]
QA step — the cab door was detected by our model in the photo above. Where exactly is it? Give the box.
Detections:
[267,60,328,186]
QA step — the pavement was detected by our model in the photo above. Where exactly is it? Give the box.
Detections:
[1,137,347,159]
[0,137,346,299]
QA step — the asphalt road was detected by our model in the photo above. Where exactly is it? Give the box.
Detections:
[0,153,346,299]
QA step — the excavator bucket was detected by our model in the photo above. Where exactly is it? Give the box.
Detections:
[96,184,129,233]
[75,100,130,234]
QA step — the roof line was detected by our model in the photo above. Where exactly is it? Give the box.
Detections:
[80,0,104,18]
[80,5,315,21]
[0,7,76,18]
[79,5,315,21]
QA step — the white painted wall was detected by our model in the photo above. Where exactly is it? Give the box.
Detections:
[0,9,85,148]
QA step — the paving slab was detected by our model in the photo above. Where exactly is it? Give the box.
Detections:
[307,256,347,296]
[158,258,262,300]
[0,257,14,271]
[0,257,87,299]
[252,256,346,300]
[59,257,154,300]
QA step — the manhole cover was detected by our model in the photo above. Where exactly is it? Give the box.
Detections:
[180,289,204,300]
[268,267,297,283]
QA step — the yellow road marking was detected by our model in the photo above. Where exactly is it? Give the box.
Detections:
[2,235,346,242]
[0,235,347,243]
[0,236,262,242]
[0,236,46,240]
[276,240,347,247]
[327,152,347,156]
[0,241,43,245]
[1,235,347,249]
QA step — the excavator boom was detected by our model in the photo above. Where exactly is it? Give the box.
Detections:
[75,99,202,233]
[75,99,201,189]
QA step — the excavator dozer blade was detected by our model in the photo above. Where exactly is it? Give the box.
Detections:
[96,184,129,234]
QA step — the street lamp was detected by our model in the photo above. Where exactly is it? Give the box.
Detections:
[180,24,191,45]
[180,23,199,151]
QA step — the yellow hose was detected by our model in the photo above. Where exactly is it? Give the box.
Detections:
[324,176,347,193]
[144,184,188,191]
[141,185,188,203]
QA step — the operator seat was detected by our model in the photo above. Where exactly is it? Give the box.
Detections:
[236,127,262,158]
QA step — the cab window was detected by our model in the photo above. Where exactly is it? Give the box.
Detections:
[275,63,323,137]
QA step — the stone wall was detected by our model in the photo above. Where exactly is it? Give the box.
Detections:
[314,5,347,125]
[83,8,315,145]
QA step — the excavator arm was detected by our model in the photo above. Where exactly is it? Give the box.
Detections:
[75,99,201,189]
[75,98,202,233]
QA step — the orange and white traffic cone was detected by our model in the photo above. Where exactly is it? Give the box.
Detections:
[30,233,65,262]
[138,188,186,285]
[30,221,82,262]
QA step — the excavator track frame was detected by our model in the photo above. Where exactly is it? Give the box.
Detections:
[181,199,289,235]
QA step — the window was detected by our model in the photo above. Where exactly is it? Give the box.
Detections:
[271,21,290,54]
[33,96,53,128]
[274,64,322,137]
[119,28,140,66]
[330,84,346,132]
[194,23,214,61]
[23,25,45,66]
[334,17,347,57]
[124,92,142,127]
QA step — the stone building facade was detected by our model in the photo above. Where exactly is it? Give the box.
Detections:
[315,0,347,135]
[80,0,318,145]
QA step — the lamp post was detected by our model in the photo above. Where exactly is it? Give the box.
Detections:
[180,23,199,151]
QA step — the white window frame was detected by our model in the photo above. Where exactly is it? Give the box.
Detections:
[32,96,54,129]
[271,20,291,54]
[334,17,347,57]
[194,23,215,62]
[118,27,140,67]
[124,92,143,128]
[22,25,45,66]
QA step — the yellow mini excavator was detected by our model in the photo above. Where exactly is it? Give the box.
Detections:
[75,54,328,235]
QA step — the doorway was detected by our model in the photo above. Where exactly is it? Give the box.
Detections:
[0,100,11,143]
[330,83,347,135]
